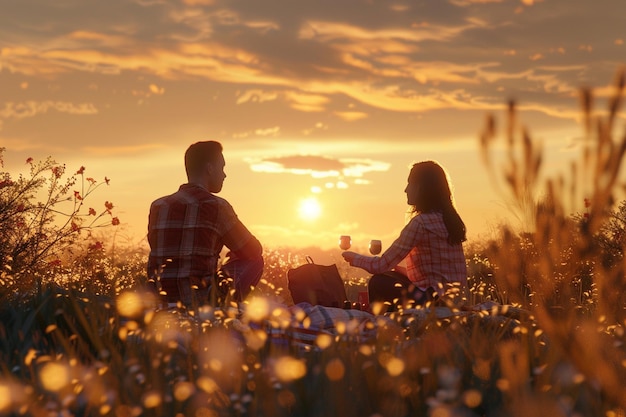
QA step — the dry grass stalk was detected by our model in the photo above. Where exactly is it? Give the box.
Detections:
[479,68,626,409]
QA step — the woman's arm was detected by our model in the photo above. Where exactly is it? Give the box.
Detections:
[342,217,420,273]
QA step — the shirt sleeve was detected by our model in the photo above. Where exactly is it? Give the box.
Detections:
[217,199,257,252]
[351,217,421,273]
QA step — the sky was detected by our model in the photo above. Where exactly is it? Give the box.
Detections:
[1,0,625,253]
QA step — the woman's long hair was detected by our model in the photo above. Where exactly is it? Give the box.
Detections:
[408,161,466,244]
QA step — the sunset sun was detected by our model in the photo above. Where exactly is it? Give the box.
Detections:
[298,197,322,221]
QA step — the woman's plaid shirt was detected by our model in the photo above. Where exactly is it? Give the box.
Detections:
[351,211,467,292]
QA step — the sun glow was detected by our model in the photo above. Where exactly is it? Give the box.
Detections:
[298,196,322,221]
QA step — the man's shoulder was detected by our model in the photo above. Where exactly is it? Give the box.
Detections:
[151,184,217,203]
[207,194,236,214]
[150,188,187,205]
[150,185,235,212]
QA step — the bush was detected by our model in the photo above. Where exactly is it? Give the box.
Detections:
[0,149,120,299]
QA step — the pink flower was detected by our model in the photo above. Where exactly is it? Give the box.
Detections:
[88,207,97,216]
[105,201,114,211]
[111,217,120,226]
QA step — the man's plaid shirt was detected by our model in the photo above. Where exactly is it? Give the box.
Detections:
[147,183,255,293]
[351,211,467,292]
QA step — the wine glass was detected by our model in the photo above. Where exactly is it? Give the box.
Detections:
[339,235,352,250]
[369,239,382,255]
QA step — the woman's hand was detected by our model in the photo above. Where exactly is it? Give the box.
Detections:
[393,264,407,275]
[342,251,357,265]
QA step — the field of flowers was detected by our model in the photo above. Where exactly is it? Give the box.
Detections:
[0,72,625,416]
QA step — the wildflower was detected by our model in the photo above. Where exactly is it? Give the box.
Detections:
[105,201,114,212]
[51,166,63,178]
[26,157,33,164]
[74,191,82,200]
[71,222,80,232]
[76,166,85,175]
[48,259,62,267]
[89,207,97,216]
[88,241,104,251]
[105,177,110,185]
[0,179,13,189]
[112,217,120,226]
[86,177,96,184]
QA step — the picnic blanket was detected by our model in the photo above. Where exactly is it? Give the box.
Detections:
[249,300,532,352]
[154,299,532,354]
[240,302,390,351]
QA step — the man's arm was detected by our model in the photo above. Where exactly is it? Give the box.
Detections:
[223,221,263,260]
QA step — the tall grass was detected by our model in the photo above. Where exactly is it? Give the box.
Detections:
[0,70,625,416]
[477,68,626,412]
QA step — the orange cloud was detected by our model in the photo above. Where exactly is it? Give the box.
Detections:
[0,101,98,119]
[284,91,329,112]
[182,0,216,5]
[334,111,368,121]
[299,20,475,43]
[248,154,390,179]
[82,143,166,156]
[0,8,599,126]
[236,89,279,104]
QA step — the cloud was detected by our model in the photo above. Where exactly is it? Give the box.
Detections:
[247,154,390,180]
[284,91,330,112]
[0,0,624,150]
[0,101,98,120]
[82,143,167,156]
[233,126,281,139]
[299,19,483,44]
[334,111,368,121]
[236,89,330,112]
[236,89,279,104]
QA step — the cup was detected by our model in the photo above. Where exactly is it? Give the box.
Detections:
[369,239,382,255]
[339,235,352,250]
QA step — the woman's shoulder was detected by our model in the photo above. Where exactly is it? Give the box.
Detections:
[412,211,444,222]
[413,211,447,233]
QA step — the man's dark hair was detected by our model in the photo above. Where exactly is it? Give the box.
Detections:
[184,141,223,178]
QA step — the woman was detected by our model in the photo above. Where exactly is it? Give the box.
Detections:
[342,160,467,310]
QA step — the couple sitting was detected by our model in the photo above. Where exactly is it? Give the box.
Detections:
[147,141,467,310]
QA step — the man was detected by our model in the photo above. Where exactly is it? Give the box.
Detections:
[147,141,264,306]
